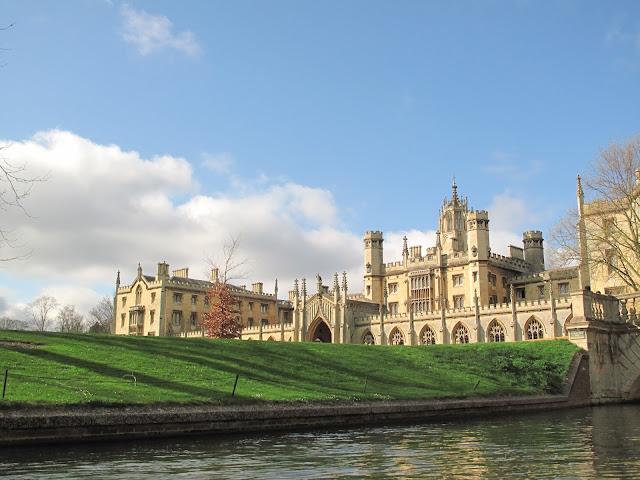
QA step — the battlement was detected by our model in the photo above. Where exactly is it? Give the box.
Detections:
[523,230,543,239]
[364,231,384,239]
[489,252,529,271]
[468,210,489,219]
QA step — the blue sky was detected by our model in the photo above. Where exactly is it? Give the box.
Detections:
[1,1,639,321]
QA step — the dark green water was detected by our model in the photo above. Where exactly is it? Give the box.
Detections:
[1,404,639,479]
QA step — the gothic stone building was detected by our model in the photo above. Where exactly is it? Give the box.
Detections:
[114,181,580,344]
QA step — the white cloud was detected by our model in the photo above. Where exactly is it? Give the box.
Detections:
[482,149,545,180]
[0,130,362,317]
[119,3,201,57]
[201,152,234,174]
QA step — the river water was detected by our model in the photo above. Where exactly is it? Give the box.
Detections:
[1,403,639,479]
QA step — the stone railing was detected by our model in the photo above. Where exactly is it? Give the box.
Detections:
[573,289,626,324]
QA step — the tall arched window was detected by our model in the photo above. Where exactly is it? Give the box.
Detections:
[487,320,506,342]
[135,285,142,305]
[526,317,545,340]
[453,323,470,344]
[420,325,436,345]
[390,328,405,345]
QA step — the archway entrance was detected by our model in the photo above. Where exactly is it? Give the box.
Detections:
[309,319,332,343]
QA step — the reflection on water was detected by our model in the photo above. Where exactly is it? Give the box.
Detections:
[1,404,639,479]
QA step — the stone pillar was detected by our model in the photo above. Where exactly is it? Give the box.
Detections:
[510,284,518,341]
[474,289,481,343]
[301,278,307,342]
[379,303,386,345]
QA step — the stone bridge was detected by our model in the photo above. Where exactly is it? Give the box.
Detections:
[566,289,640,404]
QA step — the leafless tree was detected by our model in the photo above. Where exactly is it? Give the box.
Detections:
[0,316,27,330]
[56,304,86,333]
[548,132,640,290]
[24,295,59,331]
[204,233,251,284]
[88,295,114,334]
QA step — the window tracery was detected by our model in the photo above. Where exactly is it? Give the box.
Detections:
[487,320,505,342]
[453,323,470,344]
[526,318,544,340]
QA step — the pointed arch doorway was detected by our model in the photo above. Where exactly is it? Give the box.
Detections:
[308,318,332,343]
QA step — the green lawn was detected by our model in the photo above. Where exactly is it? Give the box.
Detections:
[0,331,580,408]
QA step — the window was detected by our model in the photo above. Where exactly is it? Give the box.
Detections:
[204,296,210,307]
[120,313,125,327]
[453,323,470,344]
[150,310,155,325]
[488,320,505,342]
[453,275,463,287]
[454,295,464,309]
[129,312,138,326]
[607,251,618,276]
[173,293,182,305]
[389,302,398,315]
[248,317,254,327]
[516,288,525,300]
[260,304,268,314]
[559,283,570,297]
[121,296,127,307]
[526,318,544,340]
[489,295,498,306]
[388,283,398,294]
[488,273,497,287]
[502,277,508,288]
[363,331,375,345]
[538,285,545,299]
[473,272,478,282]
[237,301,242,310]
[503,296,508,304]
[390,328,405,345]
[135,286,142,305]
[151,292,156,303]
[191,295,198,306]
[190,312,197,327]
[366,286,371,295]
[248,302,253,311]
[172,310,182,326]
[261,318,268,326]
[421,326,436,345]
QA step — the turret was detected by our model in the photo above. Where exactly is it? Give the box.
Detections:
[363,231,384,302]
[156,262,170,281]
[467,210,490,261]
[523,230,545,273]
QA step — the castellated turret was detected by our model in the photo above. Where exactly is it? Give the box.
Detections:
[523,230,545,273]
[363,231,384,302]
[466,210,490,261]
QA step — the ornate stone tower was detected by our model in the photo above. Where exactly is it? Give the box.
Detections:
[363,231,384,303]
[523,231,545,273]
[438,178,469,253]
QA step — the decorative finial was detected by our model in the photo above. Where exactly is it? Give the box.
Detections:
[302,278,307,296]
[403,236,409,258]
[452,174,458,202]
[294,278,299,296]
[342,271,348,292]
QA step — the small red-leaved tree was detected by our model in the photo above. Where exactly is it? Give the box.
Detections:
[200,282,242,338]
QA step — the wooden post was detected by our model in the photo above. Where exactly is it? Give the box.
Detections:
[231,374,239,397]
[2,369,7,399]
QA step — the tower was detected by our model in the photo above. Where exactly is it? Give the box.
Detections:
[363,231,384,302]
[523,231,545,273]
[438,177,469,253]
[467,210,490,262]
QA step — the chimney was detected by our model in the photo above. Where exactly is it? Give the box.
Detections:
[211,268,219,283]
[252,282,263,294]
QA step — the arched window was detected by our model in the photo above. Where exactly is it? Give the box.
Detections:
[487,320,506,342]
[135,285,142,305]
[526,317,545,340]
[453,323,470,344]
[362,331,375,345]
[390,328,405,345]
[420,325,436,345]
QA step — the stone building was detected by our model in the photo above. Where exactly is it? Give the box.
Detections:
[113,262,293,337]
[114,180,581,344]
[243,180,580,344]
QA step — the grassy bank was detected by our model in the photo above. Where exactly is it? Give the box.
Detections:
[0,331,580,407]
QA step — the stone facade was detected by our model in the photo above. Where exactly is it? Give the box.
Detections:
[244,180,580,344]
[113,263,293,337]
[114,180,581,343]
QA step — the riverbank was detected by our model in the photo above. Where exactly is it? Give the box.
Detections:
[0,352,591,446]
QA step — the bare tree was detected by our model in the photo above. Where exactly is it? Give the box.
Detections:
[56,305,86,333]
[88,295,114,334]
[0,316,27,330]
[204,234,251,284]
[548,132,640,290]
[24,295,59,331]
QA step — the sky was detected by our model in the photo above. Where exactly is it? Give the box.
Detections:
[1,0,639,322]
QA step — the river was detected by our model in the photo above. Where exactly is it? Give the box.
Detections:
[1,403,639,479]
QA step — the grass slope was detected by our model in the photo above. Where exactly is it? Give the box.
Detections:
[0,331,580,407]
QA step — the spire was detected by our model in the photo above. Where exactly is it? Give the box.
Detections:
[402,236,409,259]
[137,263,142,280]
[274,279,278,295]
[452,174,459,204]
[116,270,121,287]
[342,271,348,293]
[301,278,307,297]
[333,272,339,292]
[294,278,299,296]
